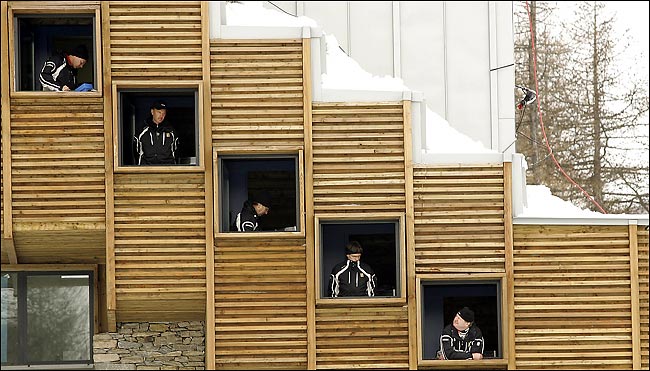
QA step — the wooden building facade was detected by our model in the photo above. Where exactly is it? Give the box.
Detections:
[1,2,647,370]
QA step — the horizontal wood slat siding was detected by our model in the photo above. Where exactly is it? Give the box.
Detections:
[9,97,106,228]
[7,96,105,263]
[513,225,633,370]
[108,1,203,80]
[214,237,307,370]
[210,39,304,149]
[315,305,409,369]
[639,228,649,370]
[413,165,505,273]
[311,103,406,213]
[114,172,206,321]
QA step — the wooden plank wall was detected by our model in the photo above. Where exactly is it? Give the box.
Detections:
[311,102,409,369]
[108,1,203,81]
[639,227,649,370]
[107,1,206,321]
[214,237,308,369]
[210,39,304,149]
[112,172,206,321]
[413,165,506,274]
[312,103,406,215]
[9,96,106,263]
[209,39,307,369]
[512,225,634,370]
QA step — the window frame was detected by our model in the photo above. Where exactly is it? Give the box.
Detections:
[416,273,509,368]
[213,147,306,238]
[8,3,102,96]
[1,267,96,367]
[315,213,406,305]
[112,81,205,172]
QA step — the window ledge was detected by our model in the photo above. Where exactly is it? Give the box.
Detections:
[316,296,406,306]
[10,91,102,98]
[418,359,507,369]
[215,231,305,239]
[114,165,205,173]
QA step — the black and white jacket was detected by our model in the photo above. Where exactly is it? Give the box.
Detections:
[39,52,78,91]
[233,200,259,232]
[134,117,178,165]
[439,324,484,360]
[328,259,377,297]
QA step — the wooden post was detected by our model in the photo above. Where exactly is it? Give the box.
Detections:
[1,1,17,264]
[302,36,317,370]
[202,2,216,369]
[403,100,417,369]
[503,161,516,369]
[100,1,116,332]
[629,222,641,370]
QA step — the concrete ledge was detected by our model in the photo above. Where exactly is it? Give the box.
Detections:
[414,152,505,165]
[218,25,321,39]
[513,215,650,226]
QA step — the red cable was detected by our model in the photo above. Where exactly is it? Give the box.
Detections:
[524,1,608,214]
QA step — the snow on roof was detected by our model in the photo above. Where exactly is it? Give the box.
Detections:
[225,1,649,222]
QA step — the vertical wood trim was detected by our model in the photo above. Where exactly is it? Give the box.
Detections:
[503,161,515,369]
[630,223,641,369]
[6,5,15,94]
[101,1,116,331]
[403,100,417,369]
[1,2,17,264]
[302,37,316,370]
[93,7,103,95]
[202,3,215,370]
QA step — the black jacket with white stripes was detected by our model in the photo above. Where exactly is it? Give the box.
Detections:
[39,52,78,91]
[328,259,377,297]
[134,117,178,165]
[439,323,484,360]
[233,200,259,232]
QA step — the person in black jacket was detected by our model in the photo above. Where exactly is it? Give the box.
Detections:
[134,100,179,165]
[328,241,377,297]
[39,44,89,91]
[233,192,271,232]
[438,306,484,360]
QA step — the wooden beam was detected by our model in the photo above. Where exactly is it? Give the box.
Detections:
[503,161,516,369]
[202,2,215,370]
[2,237,17,264]
[1,1,17,264]
[101,1,116,332]
[403,100,418,370]
[629,223,641,369]
[302,36,317,370]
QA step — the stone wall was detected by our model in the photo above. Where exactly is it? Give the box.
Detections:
[93,321,205,370]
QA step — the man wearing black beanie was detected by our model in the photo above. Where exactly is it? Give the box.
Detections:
[39,44,90,91]
[438,306,485,360]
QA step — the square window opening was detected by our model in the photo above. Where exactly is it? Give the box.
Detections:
[14,14,96,92]
[219,155,300,233]
[319,220,401,299]
[118,89,200,167]
[421,280,502,360]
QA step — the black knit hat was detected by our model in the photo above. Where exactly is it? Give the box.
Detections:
[151,100,168,110]
[70,44,89,60]
[252,191,272,208]
[458,307,474,323]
